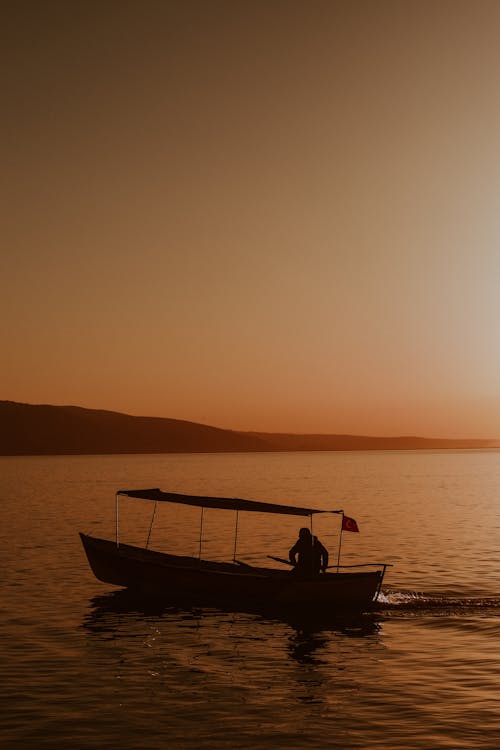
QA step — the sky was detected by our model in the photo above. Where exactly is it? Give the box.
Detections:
[3,0,500,438]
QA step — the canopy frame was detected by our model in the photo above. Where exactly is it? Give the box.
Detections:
[114,488,344,563]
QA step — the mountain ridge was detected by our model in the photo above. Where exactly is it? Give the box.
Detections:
[0,401,496,455]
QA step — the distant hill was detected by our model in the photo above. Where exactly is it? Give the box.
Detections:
[0,401,496,455]
[0,401,271,455]
[247,432,497,452]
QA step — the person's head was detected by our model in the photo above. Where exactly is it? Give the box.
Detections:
[298,527,311,540]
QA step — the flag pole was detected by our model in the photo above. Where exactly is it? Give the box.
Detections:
[336,511,344,572]
[310,513,314,577]
[232,510,239,563]
[198,507,204,560]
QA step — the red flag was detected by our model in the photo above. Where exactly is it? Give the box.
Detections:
[342,515,359,533]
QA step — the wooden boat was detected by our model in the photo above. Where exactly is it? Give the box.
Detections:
[80,488,390,614]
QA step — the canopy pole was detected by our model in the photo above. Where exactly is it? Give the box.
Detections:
[198,507,204,560]
[336,511,344,572]
[309,513,314,576]
[115,493,119,548]
[232,511,239,563]
[145,500,158,549]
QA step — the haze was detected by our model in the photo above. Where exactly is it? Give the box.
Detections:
[3,1,500,438]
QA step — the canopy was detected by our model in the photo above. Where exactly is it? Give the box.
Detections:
[117,488,341,517]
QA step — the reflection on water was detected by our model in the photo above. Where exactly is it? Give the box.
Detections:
[83,587,500,639]
[82,589,386,726]
[82,589,383,647]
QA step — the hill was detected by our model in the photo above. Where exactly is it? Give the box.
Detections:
[0,401,496,455]
[0,401,271,455]
[247,432,496,451]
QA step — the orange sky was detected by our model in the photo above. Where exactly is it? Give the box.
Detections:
[3,1,500,438]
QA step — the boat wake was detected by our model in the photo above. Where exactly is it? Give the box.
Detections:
[376,589,500,613]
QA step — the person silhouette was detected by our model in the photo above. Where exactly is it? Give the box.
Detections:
[289,527,328,577]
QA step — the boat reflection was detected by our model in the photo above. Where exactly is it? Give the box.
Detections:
[82,589,385,711]
[82,588,383,642]
[287,615,380,661]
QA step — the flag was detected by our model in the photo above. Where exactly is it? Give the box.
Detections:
[341,515,359,533]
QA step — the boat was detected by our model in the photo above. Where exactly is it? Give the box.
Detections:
[80,488,390,614]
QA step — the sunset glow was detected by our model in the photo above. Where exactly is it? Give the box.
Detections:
[3,1,500,438]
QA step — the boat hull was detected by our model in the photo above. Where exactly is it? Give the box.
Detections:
[80,533,384,613]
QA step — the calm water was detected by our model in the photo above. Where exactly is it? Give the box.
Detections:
[1,451,499,749]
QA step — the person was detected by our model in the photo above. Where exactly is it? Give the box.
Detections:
[289,527,329,577]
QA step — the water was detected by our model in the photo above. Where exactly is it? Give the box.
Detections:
[1,451,499,749]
